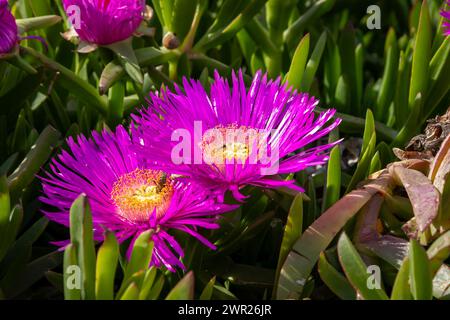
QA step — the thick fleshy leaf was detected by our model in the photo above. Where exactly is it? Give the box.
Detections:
[69,195,96,300]
[337,232,389,300]
[441,175,450,226]
[138,267,158,300]
[246,18,279,58]
[207,0,249,33]
[266,0,296,42]
[429,134,450,193]
[427,231,450,276]
[334,76,349,114]
[318,252,355,300]
[22,47,108,115]
[424,38,450,120]
[199,276,216,300]
[273,194,303,297]
[136,47,179,66]
[99,60,124,96]
[409,239,433,300]
[107,81,125,126]
[116,270,145,299]
[277,172,392,299]
[339,24,358,112]
[391,165,440,231]
[346,132,376,193]
[409,0,431,110]
[171,0,198,40]
[354,44,363,116]
[147,275,165,300]
[0,204,23,262]
[376,28,398,122]
[63,244,81,300]
[283,0,335,46]
[166,271,195,300]
[353,194,409,269]
[361,109,375,159]
[120,283,140,300]
[123,230,154,283]
[7,126,60,197]
[195,0,268,51]
[95,231,119,300]
[285,33,309,90]
[16,15,62,33]
[107,39,143,85]
[394,50,411,128]
[323,145,341,211]
[301,32,327,92]
[391,257,412,300]
[364,236,409,270]
[369,151,382,174]
[432,265,450,299]
[6,55,38,74]
[0,176,10,245]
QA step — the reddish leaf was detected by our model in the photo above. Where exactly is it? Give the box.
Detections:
[391,166,440,231]
[429,135,450,193]
[354,194,409,268]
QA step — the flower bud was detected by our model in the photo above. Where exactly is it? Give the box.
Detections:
[0,0,18,54]
[62,0,145,46]
[163,32,180,50]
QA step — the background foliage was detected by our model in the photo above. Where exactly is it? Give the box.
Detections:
[0,0,449,300]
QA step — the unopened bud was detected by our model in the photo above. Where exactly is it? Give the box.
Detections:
[144,5,154,21]
[163,32,180,49]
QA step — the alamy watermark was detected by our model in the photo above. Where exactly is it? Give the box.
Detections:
[65,265,81,290]
[66,5,81,29]
[367,265,382,290]
[366,5,381,30]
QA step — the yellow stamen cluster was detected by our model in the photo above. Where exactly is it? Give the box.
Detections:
[222,142,250,161]
[201,124,259,165]
[111,169,173,222]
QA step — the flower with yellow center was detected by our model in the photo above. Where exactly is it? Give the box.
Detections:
[40,125,237,271]
[134,70,342,202]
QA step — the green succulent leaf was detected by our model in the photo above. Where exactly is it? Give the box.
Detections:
[409,239,433,300]
[391,257,412,300]
[16,15,62,33]
[95,231,119,300]
[166,271,195,300]
[318,252,356,300]
[409,0,431,112]
[274,193,303,297]
[337,232,389,300]
[199,276,216,300]
[323,145,341,211]
[285,33,310,90]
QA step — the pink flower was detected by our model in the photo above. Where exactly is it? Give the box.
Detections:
[132,70,341,202]
[39,125,237,271]
[441,0,450,36]
[62,0,145,45]
[0,0,18,54]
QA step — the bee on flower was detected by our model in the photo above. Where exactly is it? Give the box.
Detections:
[132,70,341,202]
[39,126,237,271]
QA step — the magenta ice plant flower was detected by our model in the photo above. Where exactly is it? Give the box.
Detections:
[62,0,145,46]
[0,0,18,55]
[132,70,341,202]
[441,0,450,36]
[39,125,236,271]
